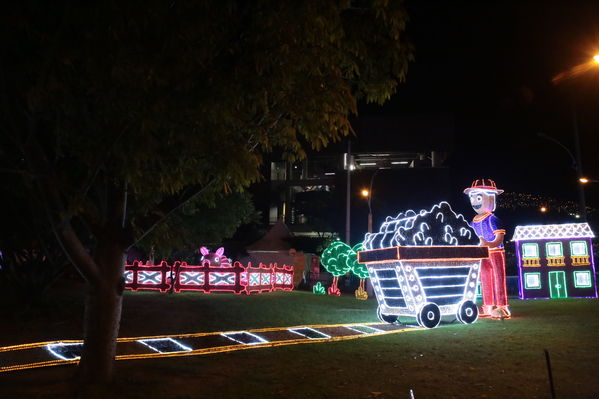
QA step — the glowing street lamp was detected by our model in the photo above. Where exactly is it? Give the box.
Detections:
[580,177,589,184]
[359,187,374,234]
[552,54,599,83]
[540,206,548,213]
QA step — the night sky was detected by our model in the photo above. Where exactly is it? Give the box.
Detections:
[345,0,599,238]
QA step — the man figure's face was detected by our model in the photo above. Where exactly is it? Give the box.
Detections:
[469,191,496,215]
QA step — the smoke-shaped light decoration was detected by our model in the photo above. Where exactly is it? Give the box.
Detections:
[363,201,478,250]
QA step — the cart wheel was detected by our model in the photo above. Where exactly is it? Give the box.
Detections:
[456,300,478,324]
[377,306,398,324]
[416,303,441,329]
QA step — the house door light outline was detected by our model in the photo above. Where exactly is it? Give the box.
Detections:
[548,271,568,298]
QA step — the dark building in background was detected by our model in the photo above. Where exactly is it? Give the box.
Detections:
[254,113,456,244]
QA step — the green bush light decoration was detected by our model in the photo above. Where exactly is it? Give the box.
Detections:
[320,241,352,296]
[312,282,326,295]
[347,243,369,299]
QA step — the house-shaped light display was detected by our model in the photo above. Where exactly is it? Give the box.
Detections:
[512,223,597,299]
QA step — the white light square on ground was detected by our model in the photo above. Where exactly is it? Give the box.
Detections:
[45,343,83,360]
[221,331,269,345]
[345,325,384,334]
[288,327,331,339]
[137,337,192,353]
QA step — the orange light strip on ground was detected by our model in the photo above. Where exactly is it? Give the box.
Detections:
[0,322,385,350]
[1,359,79,373]
[0,340,82,353]
[116,326,418,361]
[0,323,421,373]
[115,321,389,342]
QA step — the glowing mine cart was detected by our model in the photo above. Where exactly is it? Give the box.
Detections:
[358,246,489,328]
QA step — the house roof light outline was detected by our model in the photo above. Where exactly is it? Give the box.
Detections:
[511,223,595,241]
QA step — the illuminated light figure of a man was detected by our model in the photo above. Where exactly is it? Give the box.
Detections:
[464,179,510,319]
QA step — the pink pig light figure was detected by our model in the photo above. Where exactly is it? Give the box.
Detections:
[199,246,229,267]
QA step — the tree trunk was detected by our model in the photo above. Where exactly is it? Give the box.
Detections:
[76,238,126,384]
[328,276,341,296]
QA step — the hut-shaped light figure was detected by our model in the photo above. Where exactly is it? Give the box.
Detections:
[512,223,598,299]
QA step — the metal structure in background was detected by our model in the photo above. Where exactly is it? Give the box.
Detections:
[268,148,443,244]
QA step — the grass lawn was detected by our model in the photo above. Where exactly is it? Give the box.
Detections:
[1,279,598,398]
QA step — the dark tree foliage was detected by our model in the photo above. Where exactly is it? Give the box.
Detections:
[0,187,68,303]
[0,0,411,384]
[137,192,261,262]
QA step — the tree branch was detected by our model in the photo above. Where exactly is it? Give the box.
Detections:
[128,179,216,250]
[17,112,102,283]
[54,220,101,283]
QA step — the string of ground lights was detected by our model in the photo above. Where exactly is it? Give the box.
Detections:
[0,323,421,374]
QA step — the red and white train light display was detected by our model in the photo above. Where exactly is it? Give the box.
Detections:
[124,260,294,295]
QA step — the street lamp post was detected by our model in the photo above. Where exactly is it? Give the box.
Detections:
[367,201,373,234]
[362,170,383,299]
[546,53,599,220]
[360,188,373,233]
[366,168,384,233]
[570,104,588,220]
[540,206,548,223]
[345,140,353,243]
[537,132,587,220]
